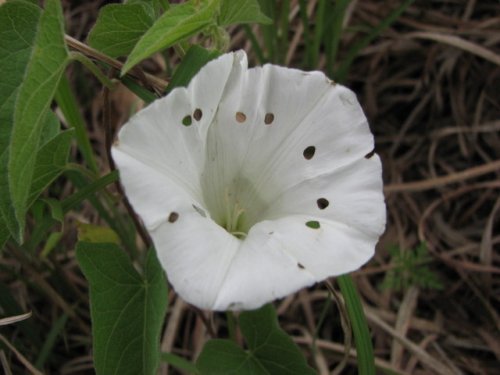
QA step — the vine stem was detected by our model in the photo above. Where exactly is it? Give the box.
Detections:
[64,35,168,91]
[102,86,152,250]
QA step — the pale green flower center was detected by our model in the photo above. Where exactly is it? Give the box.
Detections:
[202,173,267,239]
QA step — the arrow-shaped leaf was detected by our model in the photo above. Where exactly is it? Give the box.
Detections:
[76,242,168,375]
[122,0,217,74]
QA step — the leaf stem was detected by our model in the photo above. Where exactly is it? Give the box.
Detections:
[68,52,116,89]
[64,35,168,91]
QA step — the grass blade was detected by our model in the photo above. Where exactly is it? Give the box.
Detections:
[55,76,99,173]
[335,0,414,82]
[298,0,312,68]
[312,0,326,68]
[338,274,375,375]
[324,0,351,77]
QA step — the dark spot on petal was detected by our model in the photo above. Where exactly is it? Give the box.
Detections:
[192,204,206,217]
[306,220,320,229]
[297,263,305,269]
[317,198,329,210]
[236,112,246,123]
[182,115,192,126]
[168,212,179,223]
[365,149,375,159]
[264,113,274,124]
[303,146,316,160]
[268,231,274,235]
[193,108,202,121]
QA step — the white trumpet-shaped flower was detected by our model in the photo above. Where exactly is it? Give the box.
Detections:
[111,51,386,311]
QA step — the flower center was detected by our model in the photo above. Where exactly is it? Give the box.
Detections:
[201,173,267,240]
[222,188,247,239]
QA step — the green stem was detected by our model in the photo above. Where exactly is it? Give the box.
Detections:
[68,51,116,89]
[226,311,238,343]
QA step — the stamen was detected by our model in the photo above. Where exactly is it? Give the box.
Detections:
[223,188,247,238]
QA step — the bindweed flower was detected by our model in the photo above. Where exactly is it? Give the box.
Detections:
[111,51,386,311]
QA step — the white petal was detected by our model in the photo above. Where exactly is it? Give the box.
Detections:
[263,156,386,237]
[112,50,386,311]
[113,52,237,202]
[113,138,241,310]
[151,214,239,310]
[110,149,197,229]
[111,53,245,309]
[200,62,375,229]
[213,227,316,310]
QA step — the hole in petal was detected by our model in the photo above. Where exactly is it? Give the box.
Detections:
[168,212,179,223]
[182,115,192,126]
[317,198,329,210]
[264,113,274,124]
[236,112,246,123]
[306,220,320,229]
[193,108,202,121]
[303,146,316,160]
[297,263,305,269]
[365,149,375,159]
[192,204,207,218]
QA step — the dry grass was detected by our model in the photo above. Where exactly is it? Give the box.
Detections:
[1,0,499,374]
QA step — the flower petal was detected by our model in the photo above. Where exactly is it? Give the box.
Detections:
[213,155,385,310]
[150,214,239,310]
[112,53,246,308]
[263,156,386,237]
[113,150,241,309]
[112,52,238,203]
[113,50,386,311]
[200,60,376,229]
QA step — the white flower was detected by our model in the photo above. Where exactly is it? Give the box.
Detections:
[111,51,386,311]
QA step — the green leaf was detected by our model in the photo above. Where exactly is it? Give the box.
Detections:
[0,0,41,243]
[166,45,221,94]
[55,73,98,173]
[87,3,154,58]
[197,340,259,374]
[338,275,375,375]
[126,0,163,19]
[219,0,272,26]
[197,304,316,375]
[39,110,61,146]
[76,243,168,375]
[61,170,119,213]
[27,129,74,207]
[122,0,217,74]
[77,222,121,245]
[8,0,69,240]
[161,352,200,374]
